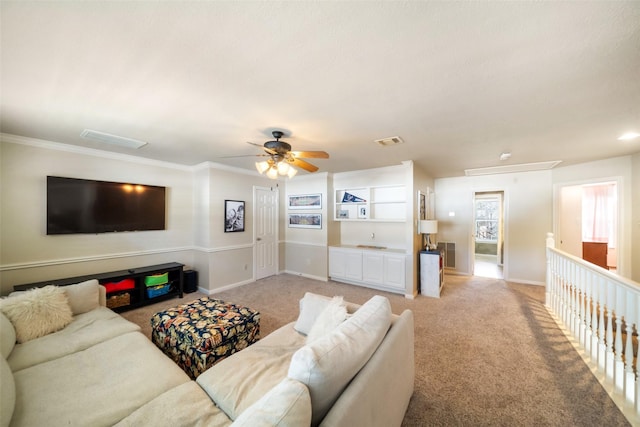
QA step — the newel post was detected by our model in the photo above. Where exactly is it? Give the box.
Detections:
[545,233,555,308]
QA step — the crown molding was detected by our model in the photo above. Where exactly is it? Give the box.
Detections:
[1,133,192,171]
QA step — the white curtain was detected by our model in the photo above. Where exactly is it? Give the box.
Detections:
[582,183,616,247]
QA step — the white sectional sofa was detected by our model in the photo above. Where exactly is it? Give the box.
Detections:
[1,280,414,427]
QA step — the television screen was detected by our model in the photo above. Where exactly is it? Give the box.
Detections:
[47,176,166,234]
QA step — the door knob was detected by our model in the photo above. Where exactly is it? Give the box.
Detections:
[256,238,262,241]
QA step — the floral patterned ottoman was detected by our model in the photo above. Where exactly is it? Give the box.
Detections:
[150,297,260,379]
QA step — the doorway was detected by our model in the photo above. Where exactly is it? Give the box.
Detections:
[254,186,278,280]
[473,191,504,279]
[557,181,618,272]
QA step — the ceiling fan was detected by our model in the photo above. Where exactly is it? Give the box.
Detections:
[244,131,330,179]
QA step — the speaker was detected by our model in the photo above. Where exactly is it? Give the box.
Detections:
[184,270,198,293]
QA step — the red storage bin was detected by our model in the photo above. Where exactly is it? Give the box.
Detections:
[103,278,135,293]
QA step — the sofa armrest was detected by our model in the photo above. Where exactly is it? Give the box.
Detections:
[319,309,415,427]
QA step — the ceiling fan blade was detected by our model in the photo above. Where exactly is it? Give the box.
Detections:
[290,150,329,159]
[290,157,319,173]
[246,141,277,155]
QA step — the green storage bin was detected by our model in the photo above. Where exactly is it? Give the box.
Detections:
[145,272,168,287]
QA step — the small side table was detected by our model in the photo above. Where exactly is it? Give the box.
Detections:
[151,297,260,378]
[420,250,444,298]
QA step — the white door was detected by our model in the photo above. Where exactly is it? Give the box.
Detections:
[254,186,278,280]
[557,185,583,258]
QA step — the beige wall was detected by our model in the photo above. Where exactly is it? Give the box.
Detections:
[435,170,552,284]
[0,139,194,294]
[193,164,275,293]
[2,136,638,296]
[282,173,329,280]
[551,155,633,279]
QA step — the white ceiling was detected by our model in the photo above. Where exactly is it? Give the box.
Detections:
[1,1,639,178]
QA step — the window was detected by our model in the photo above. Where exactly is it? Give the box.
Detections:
[475,198,499,242]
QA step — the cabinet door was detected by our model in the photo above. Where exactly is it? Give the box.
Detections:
[383,254,406,290]
[344,251,363,281]
[362,252,384,285]
[329,248,347,279]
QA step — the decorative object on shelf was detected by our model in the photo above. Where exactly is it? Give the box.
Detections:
[288,213,322,229]
[225,200,245,232]
[338,210,349,219]
[419,220,438,250]
[222,130,329,179]
[342,192,366,203]
[288,193,322,210]
[358,206,369,219]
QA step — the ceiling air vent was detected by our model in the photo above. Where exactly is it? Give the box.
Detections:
[80,129,148,149]
[374,136,404,147]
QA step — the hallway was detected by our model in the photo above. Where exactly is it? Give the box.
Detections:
[474,254,503,279]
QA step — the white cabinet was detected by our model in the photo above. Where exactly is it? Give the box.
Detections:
[383,254,407,289]
[334,185,406,222]
[329,247,363,281]
[420,250,444,298]
[362,252,384,285]
[329,246,406,294]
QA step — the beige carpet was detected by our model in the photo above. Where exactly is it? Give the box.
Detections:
[121,274,630,426]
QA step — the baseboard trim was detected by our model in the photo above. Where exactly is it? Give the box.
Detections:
[282,270,328,282]
[204,278,255,295]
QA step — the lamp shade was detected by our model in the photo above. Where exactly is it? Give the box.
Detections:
[419,220,438,234]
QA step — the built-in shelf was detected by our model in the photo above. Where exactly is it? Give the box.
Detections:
[334,185,406,222]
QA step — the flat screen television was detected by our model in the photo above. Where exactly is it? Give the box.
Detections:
[47,176,166,235]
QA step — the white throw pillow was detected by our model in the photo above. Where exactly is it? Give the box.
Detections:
[63,279,100,315]
[0,311,16,359]
[0,286,73,343]
[288,295,392,426]
[231,378,312,427]
[306,296,347,343]
[294,293,332,335]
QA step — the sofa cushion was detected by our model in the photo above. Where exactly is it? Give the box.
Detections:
[288,295,392,426]
[306,296,347,343]
[63,279,100,315]
[0,358,14,427]
[115,382,232,427]
[232,378,312,427]
[11,331,190,427]
[198,322,306,420]
[0,312,16,359]
[0,285,73,343]
[294,292,332,335]
[8,306,141,372]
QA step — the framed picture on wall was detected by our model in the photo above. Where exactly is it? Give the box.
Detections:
[288,193,322,210]
[288,213,322,229]
[224,200,245,232]
[358,206,369,219]
[418,191,426,220]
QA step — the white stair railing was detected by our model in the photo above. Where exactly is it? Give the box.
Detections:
[546,233,640,424]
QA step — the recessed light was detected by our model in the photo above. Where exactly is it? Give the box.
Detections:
[617,132,640,141]
[499,152,511,161]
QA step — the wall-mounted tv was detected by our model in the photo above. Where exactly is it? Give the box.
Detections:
[47,176,166,235]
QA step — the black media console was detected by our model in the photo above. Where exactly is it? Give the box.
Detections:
[14,262,184,313]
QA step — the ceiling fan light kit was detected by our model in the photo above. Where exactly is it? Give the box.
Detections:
[249,130,329,180]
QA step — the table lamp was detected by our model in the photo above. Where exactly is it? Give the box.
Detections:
[419,220,438,250]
